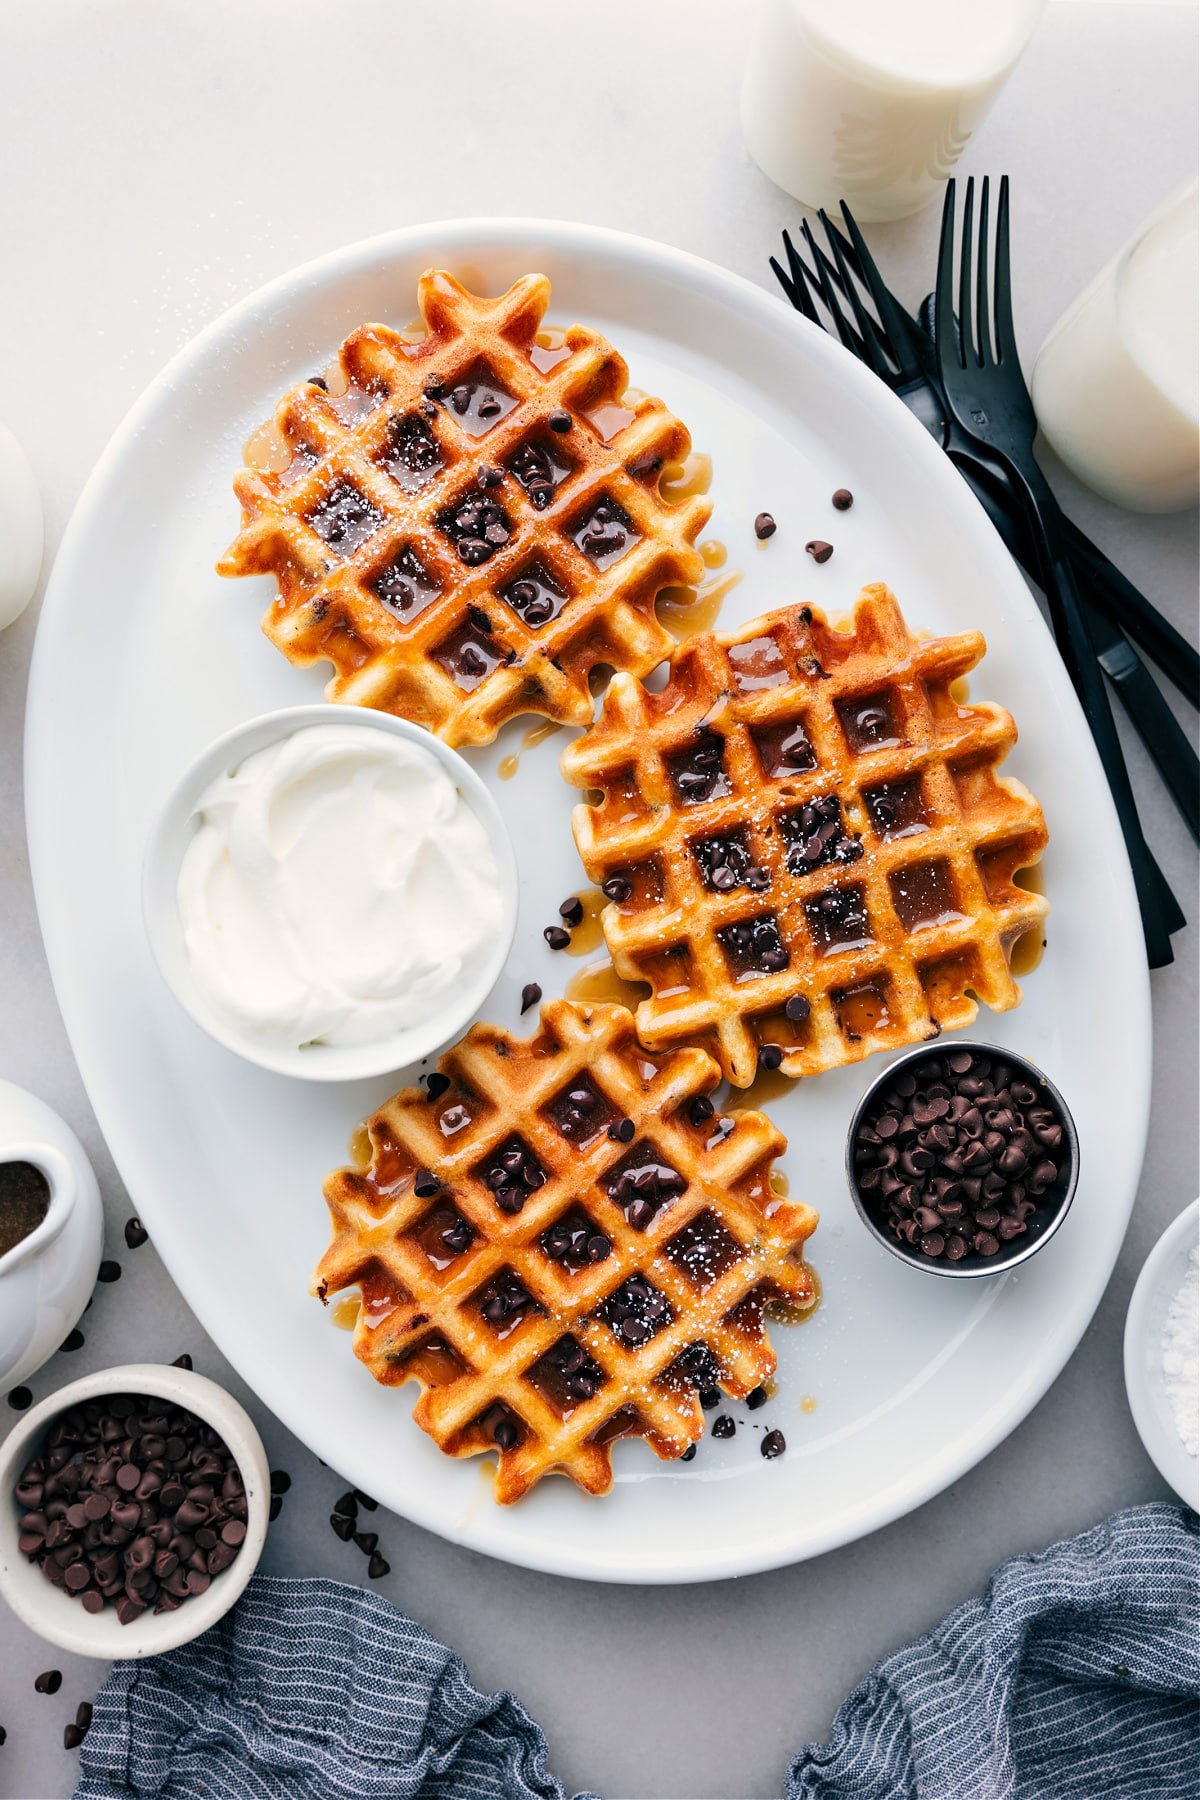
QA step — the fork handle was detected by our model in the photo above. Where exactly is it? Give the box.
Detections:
[1044,544,1183,964]
[1060,515,1200,710]
[1094,629,1200,846]
[952,453,1200,843]
[1021,492,1184,965]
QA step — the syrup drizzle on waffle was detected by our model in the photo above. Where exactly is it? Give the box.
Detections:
[314,1000,817,1502]
[219,270,710,747]
[561,585,1049,1086]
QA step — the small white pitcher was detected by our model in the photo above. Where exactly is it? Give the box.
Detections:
[0,1081,102,1392]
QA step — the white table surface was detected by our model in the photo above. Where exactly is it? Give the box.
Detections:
[1,3,1196,1796]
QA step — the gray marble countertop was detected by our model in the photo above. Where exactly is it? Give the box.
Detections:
[0,3,1196,1795]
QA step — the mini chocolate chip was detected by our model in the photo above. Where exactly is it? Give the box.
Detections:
[97,1260,122,1283]
[414,1169,441,1198]
[548,410,572,433]
[332,1491,357,1517]
[831,488,853,510]
[8,1385,32,1410]
[761,1429,786,1459]
[559,896,584,926]
[520,982,542,1014]
[330,1513,354,1541]
[423,1072,451,1101]
[354,1490,379,1511]
[171,1354,193,1370]
[269,1470,291,1495]
[785,995,811,1024]
[124,1218,148,1249]
[354,1532,379,1555]
[680,1444,697,1462]
[602,875,632,902]
[34,1670,62,1694]
[268,1496,282,1522]
[60,1329,85,1353]
[805,539,833,564]
[759,1044,784,1072]
[754,512,776,540]
[712,1415,736,1439]
[544,926,571,951]
[746,1386,768,1411]
[368,1553,390,1578]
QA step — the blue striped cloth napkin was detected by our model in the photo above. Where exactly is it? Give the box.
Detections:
[75,1503,1197,1800]
[786,1502,1199,1800]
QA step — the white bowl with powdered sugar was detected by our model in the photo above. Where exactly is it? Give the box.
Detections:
[1124,1199,1199,1510]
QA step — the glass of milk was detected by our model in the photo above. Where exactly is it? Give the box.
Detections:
[1032,184,1199,515]
[741,0,1045,222]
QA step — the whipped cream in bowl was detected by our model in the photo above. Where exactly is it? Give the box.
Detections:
[144,707,517,1080]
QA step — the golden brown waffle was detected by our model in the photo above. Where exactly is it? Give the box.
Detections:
[218,270,710,748]
[561,584,1049,1087]
[314,1000,817,1503]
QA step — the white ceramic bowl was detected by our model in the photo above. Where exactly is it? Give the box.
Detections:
[142,702,519,1081]
[0,1363,270,1658]
[1124,1199,1200,1510]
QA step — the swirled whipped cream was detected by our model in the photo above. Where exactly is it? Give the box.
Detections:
[178,724,502,1050]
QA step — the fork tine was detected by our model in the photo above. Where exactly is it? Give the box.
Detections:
[838,202,922,381]
[992,174,1017,364]
[935,179,963,370]
[768,230,800,305]
[958,176,976,366]
[783,226,812,293]
[792,219,888,366]
[816,211,890,377]
[976,177,993,366]
[769,231,822,326]
[769,251,799,309]
[799,219,859,354]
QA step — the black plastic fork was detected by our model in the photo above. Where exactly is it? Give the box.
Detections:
[772,218,1200,710]
[771,212,1199,849]
[933,175,1182,966]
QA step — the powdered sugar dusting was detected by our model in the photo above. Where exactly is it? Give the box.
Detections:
[1161,1243,1199,1458]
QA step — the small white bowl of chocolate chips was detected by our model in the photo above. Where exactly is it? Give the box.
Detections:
[0,1362,270,1657]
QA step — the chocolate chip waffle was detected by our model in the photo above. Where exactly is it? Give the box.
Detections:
[314,999,817,1503]
[561,584,1049,1086]
[218,270,710,747]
